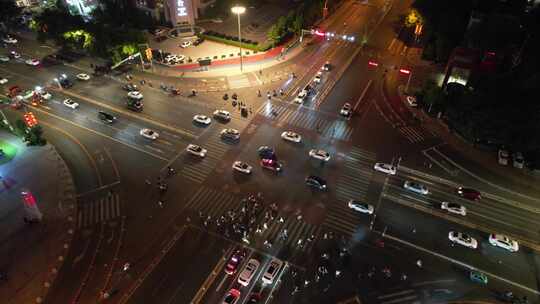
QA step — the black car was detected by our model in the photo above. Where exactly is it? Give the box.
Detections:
[258,146,276,159]
[59,78,73,88]
[122,83,138,91]
[193,37,205,46]
[305,175,327,190]
[98,111,116,124]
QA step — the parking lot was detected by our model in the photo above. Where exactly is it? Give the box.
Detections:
[149,32,254,65]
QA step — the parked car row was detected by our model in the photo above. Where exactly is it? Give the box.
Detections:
[498,148,524,169]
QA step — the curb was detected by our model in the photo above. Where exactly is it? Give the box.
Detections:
[35,145,78,304]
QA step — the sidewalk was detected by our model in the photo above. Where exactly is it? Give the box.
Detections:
[0,132,77,304]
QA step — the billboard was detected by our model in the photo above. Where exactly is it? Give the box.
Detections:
[168,0,197,25]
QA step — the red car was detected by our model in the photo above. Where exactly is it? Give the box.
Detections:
[7,85,21,98]
[225,250,245,275]
[261,159,282,172]
[223,288,241,304]
[456,187,481,201]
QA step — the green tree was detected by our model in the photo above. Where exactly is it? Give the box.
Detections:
[291,13,304,35]
[0,0,22,28]
[24,126,47,146]
[267,24,281,45]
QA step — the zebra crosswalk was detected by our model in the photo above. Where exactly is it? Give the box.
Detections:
[257,103,353,141]
[181,133,232,183]
[323,147,376,236]
[185,186,239,215]
[398,126,437,143]
[185,187,319,252]
[256,215,319,253]
[77,193,121,229]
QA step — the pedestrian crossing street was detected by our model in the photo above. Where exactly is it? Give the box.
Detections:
[398,126,438,143]
[257,103,353,141]
[77,193,121,229]
[257,214,319,253]
[371,289,421,304]
[322,147,376,236]
[185,186,319,252]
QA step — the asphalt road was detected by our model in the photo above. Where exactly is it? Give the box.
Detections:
[1,0,539,303]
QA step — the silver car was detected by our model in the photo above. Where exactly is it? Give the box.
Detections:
[403,181,428,195]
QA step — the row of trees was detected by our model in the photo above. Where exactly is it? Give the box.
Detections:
[409,0,527,62]
[31,0,152,63]
[267,0,325,45]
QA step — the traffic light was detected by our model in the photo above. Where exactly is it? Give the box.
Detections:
[145,48,153,61]
[23,112,38,128]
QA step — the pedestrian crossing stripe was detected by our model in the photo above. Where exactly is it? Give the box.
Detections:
[181,131,232,183]
[398,126,439,143]
[349,147,377,161]
[257,103,353,141]
[77,194,121,229]
[184,186,319,252]
[322,147,376,236]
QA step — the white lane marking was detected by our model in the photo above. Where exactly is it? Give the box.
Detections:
[382,233,540,295]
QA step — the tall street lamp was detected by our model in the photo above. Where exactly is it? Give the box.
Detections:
[231,5,246,72]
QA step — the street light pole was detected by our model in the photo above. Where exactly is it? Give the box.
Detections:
[405,72,412,94]
[231,6,246,72]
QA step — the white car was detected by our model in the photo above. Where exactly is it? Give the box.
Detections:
[40,92,52,100]
[281,131,302,143]
[238,259,260,286]
[232,161,252,174]
[3,37,17,44]
[0,56,9,62]
[213,109,231,121]
[180,41,192,48]
[294,90,307,104]
[76,73,90,81]
[513,152,524,169]
[448,231,478,249]
[186,144,207,157]
[25,59,40,66]
[340,103,352,117]
[489,234,519,252]
[127,91,144,100]
[313,72,322,83]
[140,128,159,140]
[406,96,417,107]
[373,162,397,175]
[403,181,429,195]
[193,114,211,125]
[63,98,79,109]
[221,128,240,140]
[0,78,7,85]
[441,202,467,216]
[322,61,331,71]
[309,149,330,162]
[348,200,374,214]
[498,149,509,165]
[262,259,283,284]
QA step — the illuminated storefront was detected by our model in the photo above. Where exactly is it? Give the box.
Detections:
[164,0,199,26]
